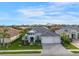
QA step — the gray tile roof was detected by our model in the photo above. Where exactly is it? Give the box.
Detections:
[32,27,59,36]
[61,26,79,32]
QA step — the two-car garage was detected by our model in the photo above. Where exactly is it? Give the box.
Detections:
[41,36,61,44]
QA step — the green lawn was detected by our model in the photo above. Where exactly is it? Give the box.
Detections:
[0,34,42,50]
[71,51,79,53]
[0,44,42,50]
[63,43,78,49]
[0,51,41,54]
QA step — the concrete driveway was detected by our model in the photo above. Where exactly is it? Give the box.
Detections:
[42,43,73,56]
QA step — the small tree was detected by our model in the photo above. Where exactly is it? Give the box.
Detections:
[61,33,70,44]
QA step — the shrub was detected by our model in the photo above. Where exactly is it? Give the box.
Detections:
[21,40,30,46]
[61,33,70,44]
[35,39,41,44]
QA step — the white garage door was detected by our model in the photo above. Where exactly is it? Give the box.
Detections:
[41,36,61,44]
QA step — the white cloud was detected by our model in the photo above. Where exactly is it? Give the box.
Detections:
[17,9,45,18]
[15,3,79,25]
[0,2,79,25]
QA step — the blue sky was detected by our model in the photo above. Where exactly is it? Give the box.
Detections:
[0,2,79,25]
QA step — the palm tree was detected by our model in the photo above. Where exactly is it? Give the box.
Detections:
[1,27,9,47]
[6,34,10,48]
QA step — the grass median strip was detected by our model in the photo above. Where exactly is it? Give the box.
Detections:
[71,51,79,53]
[0,51,41,54]
[68,49,79,53]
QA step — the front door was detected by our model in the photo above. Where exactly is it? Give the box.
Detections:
[71,34,75,39]
[30,37,34,42]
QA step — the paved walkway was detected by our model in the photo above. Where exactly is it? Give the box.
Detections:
[41,44,73,56]
[0,54,41,56]
[72,39,79,48]
[0,49,42,56]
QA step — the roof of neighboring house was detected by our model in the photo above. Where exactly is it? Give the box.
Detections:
[31,27,59,36]
[56,26,79,33]
[7,27,20,37]
[0,27,20,38]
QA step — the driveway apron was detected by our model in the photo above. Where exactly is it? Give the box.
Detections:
[42,43,73,56]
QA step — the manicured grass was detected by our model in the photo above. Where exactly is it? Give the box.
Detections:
[0,45,42,50]
[61,34,78,49]
[0,51,41,54]
[63,43,78,49]
[71,51,79,53]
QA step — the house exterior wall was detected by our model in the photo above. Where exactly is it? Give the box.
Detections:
[69,29,78,39]
[0,38,10,43]
[56,28,78,39]
[27,33,41,43]
[41,36,61,44]
[0,34,20,43]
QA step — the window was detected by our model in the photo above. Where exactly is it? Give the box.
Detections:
[71,34,75,39]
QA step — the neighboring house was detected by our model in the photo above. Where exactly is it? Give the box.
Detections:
[0,27,20,43]
[23,27,61,44]
[55,27,79,41]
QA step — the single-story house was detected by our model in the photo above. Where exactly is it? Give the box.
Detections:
[22,27,61,44]
[0,27,20,43]
[55,27,79,41]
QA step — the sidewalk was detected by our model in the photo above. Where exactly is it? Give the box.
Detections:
[68,49,79,51]
[0,54,42,56]
[0,49,42,52]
